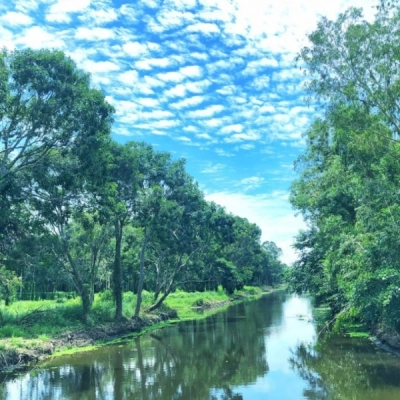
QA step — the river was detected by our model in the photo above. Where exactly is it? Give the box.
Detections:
[1,292,400,399]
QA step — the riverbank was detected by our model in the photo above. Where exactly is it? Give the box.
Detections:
[311,303,400,358]
[0,285,281,374]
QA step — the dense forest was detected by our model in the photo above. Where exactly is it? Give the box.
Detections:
[288,1,400,335]
[0,48,284,323]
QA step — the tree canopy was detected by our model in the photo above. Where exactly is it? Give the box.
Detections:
[0,49,284,322]
[289,1,400,333]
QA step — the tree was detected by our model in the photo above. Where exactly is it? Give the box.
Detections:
[0,49,114,307]
[105,142,186,319]
[291,2,400,331]
[143,172,210,312]
[26,149,111,322]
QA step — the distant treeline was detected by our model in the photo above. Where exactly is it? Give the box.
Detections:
[0,48,284,323]
[289,1,400,333]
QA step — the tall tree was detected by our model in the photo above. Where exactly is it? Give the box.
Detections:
[0,49,114,303]
[106,142,184,320]
[291,2,400,331]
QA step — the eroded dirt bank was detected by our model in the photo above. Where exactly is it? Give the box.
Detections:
[0,309,177,374]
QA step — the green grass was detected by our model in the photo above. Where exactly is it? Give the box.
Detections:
[164,286,236,320]
[0,285,278,359]
[348,331,370,338]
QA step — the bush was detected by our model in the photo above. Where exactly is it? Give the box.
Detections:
[0,324,26,338]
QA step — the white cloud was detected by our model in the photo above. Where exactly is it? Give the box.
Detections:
[238,143,255,150]
[143,75,165,87]
[205,118,224,127]
[150,9,196,32]
[224,131,261,143]
[17,26,66,49]
[78,7,118,24]
[243,57,279,75]
[186,22,220,34]
[7,0,375,266]
[75,27,115,41]
[252,76,271,89]
[217,85,236,96]
[1,12,33,26]
[47,0,91,22]
[259,105,276,113]
[135,58,171,70]
[177,135,192,142]
[206,60,232,74]
[157,71,184,82]
[220,124,242,134]
[272,68,303,81]
[179,65,202,78]
[140,110,173,119]
[165,84,187,97]
[201,163,226,174]
[115,100,140,114]
[215,148,235,157]
[49,0,91,13]
[187,105,224,118]
[119,3,141,22]
[117,70,139,84]
[0,27,15,49]
[183,125,198,132]
[191,52,208,60]
[122,42,147,57]
[151,119,179,128]
[15,0,43,12]
[138,98,160,107]
[82,60,120,73]
[91,75,111,85]
[169,0,197,9]
[143,0,161,9]
[196,133,212,140]
[185,79,211,93]
[170,96,205,109]
[239,176,264,190]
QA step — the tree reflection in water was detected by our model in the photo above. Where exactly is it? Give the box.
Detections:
[289,336,400,400]
[0,294,285,400]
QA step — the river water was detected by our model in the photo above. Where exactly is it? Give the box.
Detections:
[2,292,400,399]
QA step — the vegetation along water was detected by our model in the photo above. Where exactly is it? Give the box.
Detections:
[2,292,400,399]
[3,0,400,398]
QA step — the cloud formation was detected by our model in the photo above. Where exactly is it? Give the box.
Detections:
[0,0,377,263]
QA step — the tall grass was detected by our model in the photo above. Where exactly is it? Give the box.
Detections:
[0,286,269,340]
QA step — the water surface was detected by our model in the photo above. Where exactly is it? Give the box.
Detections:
[2,292,400,399]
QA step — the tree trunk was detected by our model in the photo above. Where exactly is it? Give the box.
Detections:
[63,240,92,323]
[147,288,171,312]
[81,284,92,324]
[148,273,177,312]
[134,227,151,320]
[4,287,10,306]
[113,218,123,320]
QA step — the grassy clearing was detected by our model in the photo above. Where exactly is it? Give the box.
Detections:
[0,290,153,340]
[0,285,278,367]
[165,285,267,320]
[0,286,271,340]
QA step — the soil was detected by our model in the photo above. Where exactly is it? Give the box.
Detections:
[0,288,276,374]
[0,309,177,374]
[372,327,400,357]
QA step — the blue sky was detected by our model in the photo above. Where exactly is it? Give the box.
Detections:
[0,0,377,264]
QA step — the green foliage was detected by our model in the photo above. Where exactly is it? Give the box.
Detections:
[0,48,282,325]
[290,1,400,334]
[0,266,20,305]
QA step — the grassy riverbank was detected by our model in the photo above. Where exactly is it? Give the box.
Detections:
[0,285,281,373]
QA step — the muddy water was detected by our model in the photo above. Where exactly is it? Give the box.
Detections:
[1,292,400,399]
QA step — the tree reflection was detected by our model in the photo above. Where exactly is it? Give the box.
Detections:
[289,336,400,400]
[1,294,285,399]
